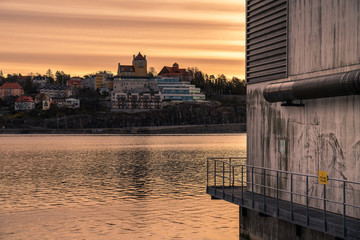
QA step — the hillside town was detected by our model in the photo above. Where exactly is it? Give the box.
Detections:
[0,53,209,113]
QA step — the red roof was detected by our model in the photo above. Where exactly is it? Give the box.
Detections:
[67,79,82,86]
[119,65,135,72]
[0,82,23,90]
[16,96,34,102]
[134,52,145,61]
[158,65,192,76]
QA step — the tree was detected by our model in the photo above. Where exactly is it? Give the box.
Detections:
[46,69,54,84]
[148,67,157,77]
[0,70,3,78]
[46,69,53,78]
[24,77,33,94]
[229,77,246,95]
[55,71,70,85]
[6,73,18,82]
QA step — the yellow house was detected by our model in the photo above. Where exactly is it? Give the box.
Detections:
[117,52,147,77]
[42,95,52,110]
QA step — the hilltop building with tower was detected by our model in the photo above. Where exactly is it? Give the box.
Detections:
[110,53,205,112]
[117,52,148,77]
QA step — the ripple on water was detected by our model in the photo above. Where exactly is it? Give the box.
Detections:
[0,134,246,239]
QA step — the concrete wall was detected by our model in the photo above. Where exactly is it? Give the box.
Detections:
[247,0,360,217]
[240,208,337,240]
[289,0,360,76]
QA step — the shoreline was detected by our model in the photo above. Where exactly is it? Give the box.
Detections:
[0,123,246,134]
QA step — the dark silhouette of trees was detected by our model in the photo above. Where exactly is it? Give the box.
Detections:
[55,71,70,85]
[148,67,157,77]
[188,68,246,97]
[23,77,33,94]
[46,69,55,83]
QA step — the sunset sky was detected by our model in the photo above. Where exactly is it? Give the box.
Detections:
[0,0,246,78]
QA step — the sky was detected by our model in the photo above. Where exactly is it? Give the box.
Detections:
[0,0,246,78]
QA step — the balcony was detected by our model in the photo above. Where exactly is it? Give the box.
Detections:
[206,158,360,240]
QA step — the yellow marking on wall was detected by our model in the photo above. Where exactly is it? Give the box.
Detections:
[318,171,328,185]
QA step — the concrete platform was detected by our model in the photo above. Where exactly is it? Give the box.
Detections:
[207,186,360,240]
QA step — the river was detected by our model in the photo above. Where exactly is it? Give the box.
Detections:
[0,134,246,239]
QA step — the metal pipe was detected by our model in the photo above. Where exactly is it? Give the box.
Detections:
[252,167,254,209]
[206,158,209,187]
[263,168,266,212]
[291,173,293,221]
[232,166,234,203]
[306,176,309,226]
[343,182,347,238]
[276,171,279,217]
[241,165,244,205]
[324,184,327,232]
[222,162,225,199]
[214,160,217,196]
[263,69,360,102]
[229,158,232,187]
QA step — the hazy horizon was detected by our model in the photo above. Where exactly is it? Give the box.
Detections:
[0,0,246,78]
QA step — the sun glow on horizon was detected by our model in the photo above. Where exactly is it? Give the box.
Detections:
[0,0,246,79]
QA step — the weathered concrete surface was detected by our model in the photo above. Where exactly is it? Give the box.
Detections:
[289,0,360,76]
[247,80,360,218]
[239,207,338,240]
[247,0,360,218]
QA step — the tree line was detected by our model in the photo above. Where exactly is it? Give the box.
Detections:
[188,67,246,96]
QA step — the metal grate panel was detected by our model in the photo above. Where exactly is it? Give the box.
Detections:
[246,0,288,84]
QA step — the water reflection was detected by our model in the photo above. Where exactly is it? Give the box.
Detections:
[0,134,246,239]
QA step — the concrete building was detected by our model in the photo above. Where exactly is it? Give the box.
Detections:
[82,72,113,91]
[40,84,67,99]
[111,92,162,111]
[111,76,160,111]
[32,75,47,89]
[157,77,205,102]
[95,72,113,90]
[81,76,95,89]
[207,1,360,239]
[113,76,158,93]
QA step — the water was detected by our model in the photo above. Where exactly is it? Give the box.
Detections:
[0,134,246,239]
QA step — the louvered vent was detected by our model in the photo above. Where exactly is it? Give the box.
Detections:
[246,0,288,83]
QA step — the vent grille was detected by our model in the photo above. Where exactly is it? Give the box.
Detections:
[246,0,288,84]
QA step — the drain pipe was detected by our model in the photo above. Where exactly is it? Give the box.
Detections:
[263,69,360,103]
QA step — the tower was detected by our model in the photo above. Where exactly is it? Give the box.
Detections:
[133,52,147,76]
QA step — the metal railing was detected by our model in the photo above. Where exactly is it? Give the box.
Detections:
[206,157,360,239]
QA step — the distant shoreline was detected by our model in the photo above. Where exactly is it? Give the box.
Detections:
[0,123,246,134]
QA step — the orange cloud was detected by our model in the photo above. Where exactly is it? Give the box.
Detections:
[0,0,246,78]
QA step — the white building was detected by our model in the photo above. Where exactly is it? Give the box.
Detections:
[112,92,162,111]
[113,76,158,93]
[156,77,205,102]
[32,75,47,89]
[64,98,80,108]
[15,96,35,111]
[40,84,67,98]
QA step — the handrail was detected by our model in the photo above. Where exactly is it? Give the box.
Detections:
[206,157,360,239]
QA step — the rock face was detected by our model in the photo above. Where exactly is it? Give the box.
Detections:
[1,102,246,130]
